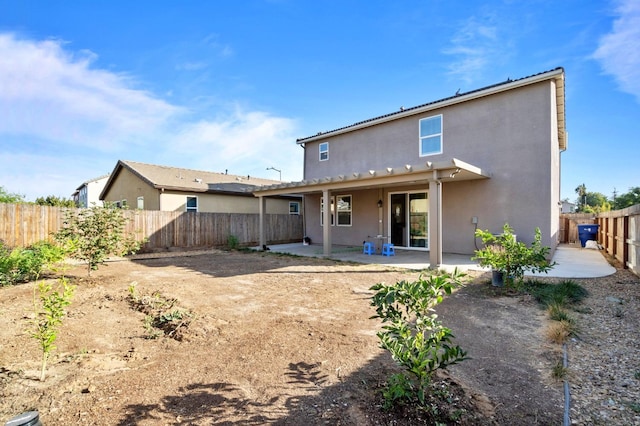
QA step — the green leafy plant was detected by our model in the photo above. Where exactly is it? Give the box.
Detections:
[473,223,556,288]
[370,270,469,409]
[226,235,239,250]
[54,205,145,276]
[524,279,588,307]
[29,277,76,381]
[128,283,193,340]
[0,240,66,286]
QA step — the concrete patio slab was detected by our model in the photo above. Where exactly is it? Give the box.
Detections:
[259,242,616,278]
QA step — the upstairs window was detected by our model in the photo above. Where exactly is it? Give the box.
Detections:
[419,114,443,156]
[319,142,329,161]
[137,196,144,210]
[186,196,198,212]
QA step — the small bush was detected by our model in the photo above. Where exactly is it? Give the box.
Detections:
[0,240,66,286]
[545,320,577,344]
[524,279,588,307]
[370,270,469,410]
[226,235,239,250]
[547,302,574,323]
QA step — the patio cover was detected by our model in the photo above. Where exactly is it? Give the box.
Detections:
[253,158,490,268]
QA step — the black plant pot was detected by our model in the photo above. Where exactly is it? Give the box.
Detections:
[491,270,505,287]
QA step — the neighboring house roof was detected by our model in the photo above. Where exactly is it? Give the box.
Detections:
[100,160,282,200]
[296,67,566,151]
[72,174,110,197]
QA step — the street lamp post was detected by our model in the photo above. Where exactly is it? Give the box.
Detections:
[266,167,281,181]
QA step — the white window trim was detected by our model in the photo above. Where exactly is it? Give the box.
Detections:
[186,196,198,212]
[320,195,352,227]
[320,197,334,226]
[319,142,329,161]
[419,114,443,157]
[336,194,352,227]
[289,201,300,215]
[137,196,144,210]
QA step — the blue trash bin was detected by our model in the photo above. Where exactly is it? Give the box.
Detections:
[577,224,599,247]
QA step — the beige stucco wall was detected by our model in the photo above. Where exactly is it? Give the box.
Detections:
[102,168,161,209]
[302,80,561,254]
[160,191,294,214]
[103,167,298,214]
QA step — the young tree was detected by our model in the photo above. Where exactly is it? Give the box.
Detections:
[0,186,25,204]
[54,205,145,276]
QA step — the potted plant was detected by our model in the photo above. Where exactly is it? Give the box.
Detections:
[473,223,555,287]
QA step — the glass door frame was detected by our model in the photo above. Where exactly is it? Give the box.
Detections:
[387,190,429,251]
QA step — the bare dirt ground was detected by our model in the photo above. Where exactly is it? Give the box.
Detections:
[0,249,637,425]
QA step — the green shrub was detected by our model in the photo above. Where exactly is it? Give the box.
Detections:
[54,206,145,276]
[524,279,588,307]
[30,277,76,381]
[226,235,239,250]
[0,240,66,286]
[473,224,556,288]
[370,270,469,409]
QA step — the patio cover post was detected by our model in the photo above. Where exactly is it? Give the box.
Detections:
[322,189,332,255]
[429,179,442,267]
[259,196,266,249]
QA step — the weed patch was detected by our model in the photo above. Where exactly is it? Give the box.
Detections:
[127,282,193,341]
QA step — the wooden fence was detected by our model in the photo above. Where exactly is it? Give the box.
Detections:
[0,203,304,252]
[561,204,640,277]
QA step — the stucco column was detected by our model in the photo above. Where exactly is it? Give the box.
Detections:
[323,189,332,256]
[259,196,267,249]
[429,179,442,267]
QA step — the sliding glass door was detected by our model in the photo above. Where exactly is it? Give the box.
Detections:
[389,192,429,250]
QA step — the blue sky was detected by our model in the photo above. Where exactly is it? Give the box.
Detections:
[0,0,638,203]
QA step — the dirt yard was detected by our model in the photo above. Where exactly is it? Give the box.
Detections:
[0,249,637,425]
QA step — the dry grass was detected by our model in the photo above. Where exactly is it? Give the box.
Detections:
[545,320,576,344]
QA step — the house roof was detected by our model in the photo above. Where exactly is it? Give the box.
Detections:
[296,67,566,151]
[100,160,282,200]
[74,174,110,192]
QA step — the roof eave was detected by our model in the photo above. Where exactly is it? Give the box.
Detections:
[297,68,565,146]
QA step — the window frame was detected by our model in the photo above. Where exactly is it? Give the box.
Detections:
[320,197,334,226]
[137,196,144,210]
[186,196,198,212]
[320,195,352,227]
[335,194,352,227]
[289,201,300,215]
[419,114,443,157]
[319,142,329,161]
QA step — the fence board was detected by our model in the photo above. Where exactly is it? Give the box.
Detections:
[0,204,303,252]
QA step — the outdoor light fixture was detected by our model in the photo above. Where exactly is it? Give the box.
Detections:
[369,170,376,176]
[426,161,433,169]
[377,199,383,208]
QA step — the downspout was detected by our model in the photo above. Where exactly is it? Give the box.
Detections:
[300,141,308,241]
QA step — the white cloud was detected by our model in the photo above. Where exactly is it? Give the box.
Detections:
[0,33,301,200]
[0,33,182,151]
[170,107,301,179]
[443,16,504,84]
[593,0,640,102]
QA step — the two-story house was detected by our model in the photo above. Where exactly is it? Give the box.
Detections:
[254,68,566,267]
[72,174,110,207]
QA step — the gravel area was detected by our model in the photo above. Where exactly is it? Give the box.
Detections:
[566,253,640,425]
